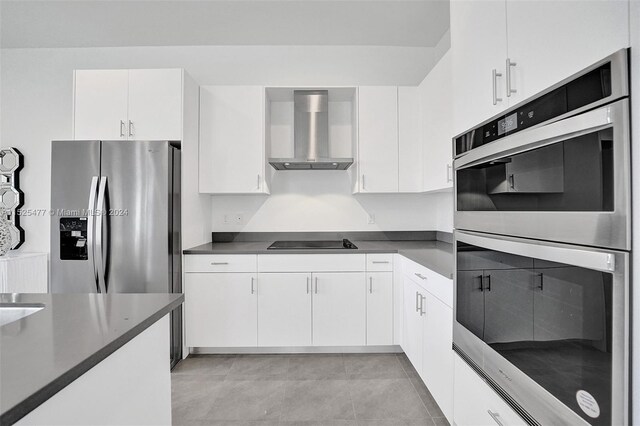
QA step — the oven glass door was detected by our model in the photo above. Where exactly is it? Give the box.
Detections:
[454,99,630,250]
[455,232,627,425]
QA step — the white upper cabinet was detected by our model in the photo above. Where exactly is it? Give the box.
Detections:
[398,87,423,192]
[199,86,266,194]
[505,0,630,104]
[450,0,629,136]
[451,0,508,135]
[357,86,399,193]
[127,69,183,141]
[73,70,129,140]
[73,69,184,141]
[420,51,454,193]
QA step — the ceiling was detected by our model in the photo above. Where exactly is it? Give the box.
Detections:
[0,0,450,49]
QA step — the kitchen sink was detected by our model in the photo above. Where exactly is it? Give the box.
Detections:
[0,304,45,327]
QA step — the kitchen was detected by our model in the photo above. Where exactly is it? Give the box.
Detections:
[0,1,638,425]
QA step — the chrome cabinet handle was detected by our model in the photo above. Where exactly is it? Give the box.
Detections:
[314,277,318,294]
[415,291,420,312]
[508,174,515,190]
[211,262,229,265]
[362,174,366,191]
[119,120,126,137]
[251,277,255,294]
[372,261,389,264]
[257,174,260,190]
[369,276,373,294]
[488,410,505,426]
[492,69,503,105]
[506,58,517,97]
[128,120,134,137]
[419,294,426,316]
[87,176,99,292]
[414,273,427,280]
[446,164,453,182]
[306,276,310,294]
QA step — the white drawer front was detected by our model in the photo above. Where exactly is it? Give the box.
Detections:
[366,253,394,271]
[184,255,257,273]
[258,254,366,272]
[400,256,453,308]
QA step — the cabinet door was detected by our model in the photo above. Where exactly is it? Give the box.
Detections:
[73,70,128,140]
[451,0,508,135]
[454,354,526,426]
[358,86,398,193]
[421,52,453,192]
[128,69,183,141]
[257,273,312,347]
[366,272,393,345]
[184,273,257,347]
[402,276,424,370]
[506,0,629,104]
[422,292,454,422]
[199,86,265,193]
[398,87,422,192]
[312,272,366,346]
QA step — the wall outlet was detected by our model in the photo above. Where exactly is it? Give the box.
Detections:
[223,213,244,225]
[367,213,376,224]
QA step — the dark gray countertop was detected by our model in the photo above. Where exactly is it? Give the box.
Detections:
[184,240,453,279]
[0,293,183,425]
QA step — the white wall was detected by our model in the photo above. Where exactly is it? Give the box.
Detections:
[211,172,450,232]
[1,44,440,252]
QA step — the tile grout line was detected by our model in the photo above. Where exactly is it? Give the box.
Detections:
[396,354,436,419]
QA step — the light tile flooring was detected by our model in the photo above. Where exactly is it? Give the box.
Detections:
[171,353,450,426]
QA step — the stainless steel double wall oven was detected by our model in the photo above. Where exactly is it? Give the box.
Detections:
[452,49,630,425]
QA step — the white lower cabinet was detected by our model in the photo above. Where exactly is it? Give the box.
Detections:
[185,272,258,347]
[402,275,424,368]
[422,292,453,421]
[257,273,312,347]
[312,272,367,346]
[184,254,392,349]
[401,257,454,423]
[366,272,394,345]
[454,354,526,426]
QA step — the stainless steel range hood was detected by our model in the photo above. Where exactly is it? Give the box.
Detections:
[269,90,353,170]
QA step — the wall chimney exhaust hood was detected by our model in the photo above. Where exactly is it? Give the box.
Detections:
[269,90,353,170]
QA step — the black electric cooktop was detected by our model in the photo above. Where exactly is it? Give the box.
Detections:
[267,239,358,250]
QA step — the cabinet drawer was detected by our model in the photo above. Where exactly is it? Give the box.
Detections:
[366,253,394,271]
[184,255,257,273]
[257,254,365,272]
[400,256,453,308]
[454,354,526,426]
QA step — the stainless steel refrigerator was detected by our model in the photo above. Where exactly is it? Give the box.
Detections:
[50,140,182,368]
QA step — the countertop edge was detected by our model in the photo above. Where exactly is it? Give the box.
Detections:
[0,295,184,426]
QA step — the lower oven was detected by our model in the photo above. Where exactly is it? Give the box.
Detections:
[453,230,628,426]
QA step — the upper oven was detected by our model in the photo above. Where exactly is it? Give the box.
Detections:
[453,49,630,251]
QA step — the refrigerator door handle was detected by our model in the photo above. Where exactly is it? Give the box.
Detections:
[95,176,108,294]
[87,176,99,292]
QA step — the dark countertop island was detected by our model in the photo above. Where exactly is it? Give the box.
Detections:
[0,293,183,425]
[184,238,453,279]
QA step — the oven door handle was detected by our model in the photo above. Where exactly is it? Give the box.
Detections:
[456,231,617,273]
[454,101,623,170]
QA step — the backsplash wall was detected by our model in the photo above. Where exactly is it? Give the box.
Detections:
[211,171,453,232]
